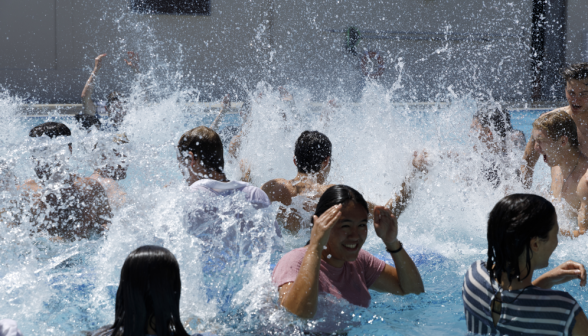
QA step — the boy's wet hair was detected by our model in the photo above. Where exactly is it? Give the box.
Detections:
[75,114,102,131]
[106,91,122,109]
[560,63,588,82]
[473,104,512,139]
[294,131,332,174]
[177,126,224,174]
[29,122,71,138]
[532,110,579,148]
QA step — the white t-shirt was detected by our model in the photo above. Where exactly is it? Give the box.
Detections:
[0,320,22,336]
[189,179,270,208]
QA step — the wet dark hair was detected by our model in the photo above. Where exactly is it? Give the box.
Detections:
[177,126,224,174]
[106,92,122,109]
[294,131,332,174]
[29,122,71,138]
[306,185,369,246]
[109,245,190,336]
[75,114,102,131]
[312,185,369,224]
[486,194,556,284]
[473,105,512,139]
[560,63,588,81]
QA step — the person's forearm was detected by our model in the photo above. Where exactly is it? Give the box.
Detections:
[521,140,539,188]
[387,174,413,218]
[388,241,424,294]
[281,244,322,318]
[210,107,227,131]
[81,72,97,115]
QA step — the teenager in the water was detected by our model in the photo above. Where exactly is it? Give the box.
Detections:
[520,111,588,237]
[463,194,587,334]
[261,130,428,233]
[91,245,210,336]
[273,185,424,323]
[18,122,111,240]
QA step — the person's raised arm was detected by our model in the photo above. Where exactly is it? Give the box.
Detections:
[369,207,424,295]
[521,136,540,188]
[384,150,428,218]
[278,204,342,318]
[210,94,230,131]
[81,54,107,116]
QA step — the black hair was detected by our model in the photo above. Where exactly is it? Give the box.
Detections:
[473,105,512,139]
[29,122,71,138]
[294,131,332,174]
[560,63,588,81]
[75,114,102,131]
[109,245,190,336]
[106,92,122,109]
[306,185,369,246]
[486,194,556,284]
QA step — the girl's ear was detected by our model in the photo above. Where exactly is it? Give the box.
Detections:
[529,236,540,253]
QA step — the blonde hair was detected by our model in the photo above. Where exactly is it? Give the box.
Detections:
[532,111,579,148]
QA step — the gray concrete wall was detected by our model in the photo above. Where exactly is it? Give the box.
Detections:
[566,0,588,63]
[0,0,549,103]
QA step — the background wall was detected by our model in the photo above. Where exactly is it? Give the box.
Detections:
[0,0,582,103]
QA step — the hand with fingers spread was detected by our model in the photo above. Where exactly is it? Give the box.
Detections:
[124,51,140,73]
[535,260,587,289]
[373,206,398,249]
[310,204,342,249]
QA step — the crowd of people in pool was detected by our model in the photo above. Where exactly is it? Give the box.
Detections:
[2,55,588,335]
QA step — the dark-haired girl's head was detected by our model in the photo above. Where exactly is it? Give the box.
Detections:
[486,194,558,284]
[110,245,189,336]
[312,185,370,265]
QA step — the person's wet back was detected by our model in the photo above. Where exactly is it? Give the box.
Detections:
[262,130,428,233]
[462,194,588,335]
[177,126,281,310]
[18,122,112,241]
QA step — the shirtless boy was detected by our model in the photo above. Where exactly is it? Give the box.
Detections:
[523,63,588,184]
[261,130,427,233]
[19,122,112,240]
[525,111,588,236]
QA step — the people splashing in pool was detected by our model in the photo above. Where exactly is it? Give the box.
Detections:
[90,245,212,336]
[469,103,525,188]
[88,133,129,211]
[462,194,588,334]
[519,111,588,237]
[261,130,428,233]
[80,52,142,131]
[18,122,111,241]
[272,185,423,332]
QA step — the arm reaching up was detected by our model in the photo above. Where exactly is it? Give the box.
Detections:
[385,150,428,218]
[210,94,230,131]
[521,136,540,188]
[81,54,107,116]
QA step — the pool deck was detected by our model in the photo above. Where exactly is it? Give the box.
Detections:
[18,101,565,117]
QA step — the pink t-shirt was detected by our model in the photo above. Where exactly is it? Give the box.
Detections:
[272,247,386,308]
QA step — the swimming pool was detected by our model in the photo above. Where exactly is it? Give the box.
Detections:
[1,89,578,335]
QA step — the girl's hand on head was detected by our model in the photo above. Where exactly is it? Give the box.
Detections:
[541,261,587,288]
[310,204,342,248]
[373,206,399,248]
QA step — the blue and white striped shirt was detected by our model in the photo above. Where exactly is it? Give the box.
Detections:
[462,260,583,335]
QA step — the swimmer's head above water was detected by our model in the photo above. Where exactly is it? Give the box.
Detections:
[28,122,72,180]
[561,63,588,116]
[177,126,226,183]
[532,111,579,167]
[471,104,512,145]
[486,194,557,285]
[107,245,191,336]
[294,131,332,175]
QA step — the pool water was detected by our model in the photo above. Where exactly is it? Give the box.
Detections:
[1,87,581,336]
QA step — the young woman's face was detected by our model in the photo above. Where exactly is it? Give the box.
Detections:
[323,201,369,267]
